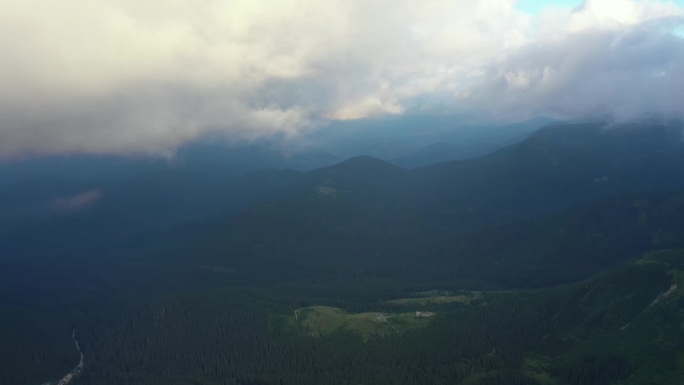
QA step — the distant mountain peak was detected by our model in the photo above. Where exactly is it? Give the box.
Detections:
[523,121,684,153]
[301,155,407,201]
[315,156,407,177]
[338,155,405,169]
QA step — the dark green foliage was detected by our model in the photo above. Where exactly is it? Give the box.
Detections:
[0,305,77,385]
[465,370,542,385]
[2,122,684,385]
[551,355,632,385]
[67,249,684,385]
[142,191,684,291]
[73,290,549,385]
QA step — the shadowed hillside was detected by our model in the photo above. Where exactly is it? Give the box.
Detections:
[2,121,684,385]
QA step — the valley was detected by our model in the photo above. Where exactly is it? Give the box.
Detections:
[1,121,684,385]
[4,0,684,382]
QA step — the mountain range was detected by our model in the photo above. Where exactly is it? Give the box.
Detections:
[1,119,684,385]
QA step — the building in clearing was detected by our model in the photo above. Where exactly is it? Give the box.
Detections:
[415,311,435,318]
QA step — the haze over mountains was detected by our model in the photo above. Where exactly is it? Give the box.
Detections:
[3,0,684,383]
[0,116,556,253]
[124,120,684,283]
[6,119,681,250]
[1,117,684,384]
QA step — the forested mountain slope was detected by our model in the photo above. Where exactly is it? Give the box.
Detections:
[409,122,684,228]
[139,190,684,289]
[73,249,684,385]
[2,121,684,385]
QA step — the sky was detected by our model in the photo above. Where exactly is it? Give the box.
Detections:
[0,0,683,158]
[516,0,583,14]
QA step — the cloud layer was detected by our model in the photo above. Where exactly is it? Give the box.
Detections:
[0,0,683,157]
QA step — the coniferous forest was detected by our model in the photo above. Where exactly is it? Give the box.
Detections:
[2,122,684,385]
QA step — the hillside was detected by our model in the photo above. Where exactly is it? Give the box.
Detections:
[409,122,684,229]
[135,188,684,291]
[4,121,682,258]
[70,249,684,385]
[2,121,684,385]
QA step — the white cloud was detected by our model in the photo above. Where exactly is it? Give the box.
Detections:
[0,0,682,157]
[470,0,684,120]
[53,189,102,212]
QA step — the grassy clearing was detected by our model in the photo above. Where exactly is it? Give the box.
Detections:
[294,306,433,337]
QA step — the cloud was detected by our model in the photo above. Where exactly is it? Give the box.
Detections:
[470,16,684,120]
[53,189,103,212]
[0,0,682,157]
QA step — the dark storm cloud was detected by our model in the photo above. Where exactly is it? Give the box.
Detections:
[0,0,682,158]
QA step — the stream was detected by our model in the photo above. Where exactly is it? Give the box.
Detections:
[54,328,84,385]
